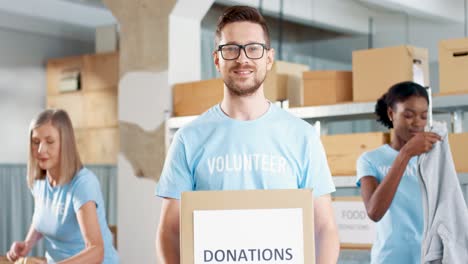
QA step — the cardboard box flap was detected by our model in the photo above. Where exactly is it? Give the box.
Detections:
[303,71,352,80]
[440,38,468,52]
[439,38,468,94]
[408,46,429,63]
[408,47,430,87]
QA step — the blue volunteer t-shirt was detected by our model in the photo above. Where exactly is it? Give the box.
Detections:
[156,103,335,199]
[356,144,423,264]
[32,167,119,264]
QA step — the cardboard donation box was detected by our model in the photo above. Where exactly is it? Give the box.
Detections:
[322,132,390,176]
[181,189,315,264]
[296,71,352,106]
[333,197,376,249]
[173,79,224,116]
[439,38,468,94]
[0,256,47,264]
[352,45,429,102]
[448,133,468,173]
[266,61,309,103]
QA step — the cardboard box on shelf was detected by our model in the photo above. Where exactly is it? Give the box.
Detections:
[295,71,352,107]
[47,52,119,95]
[180,189,315,264]
[321,132,390,176]
[173,78,224,117]
[172,61,308,116]
[448,133,468,173]
[439,38,468,95]
[352,45,429,102]
[267,61,309,103]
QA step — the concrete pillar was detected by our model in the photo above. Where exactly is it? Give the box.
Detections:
[103,0,213,262]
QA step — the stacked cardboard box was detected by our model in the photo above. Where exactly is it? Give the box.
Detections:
[352,45,430,102]
[173,61,309,116]
[448,133,468,173]
[321,132,390,176]
[267,61,309,105]
[173,78,224,117]
[439,38,468,94]
[180,189,315,264]
[293,71,352,107]
[46,52,119,164]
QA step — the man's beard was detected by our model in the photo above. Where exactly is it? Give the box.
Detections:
[224,67,267,97]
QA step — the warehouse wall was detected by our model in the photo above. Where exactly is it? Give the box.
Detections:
[0,27,93,163]
[0,24,94,256]
[201,6,468,134]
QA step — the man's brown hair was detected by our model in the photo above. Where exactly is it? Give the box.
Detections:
[215,5,271,48]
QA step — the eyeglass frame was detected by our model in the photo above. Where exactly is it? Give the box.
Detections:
[216,43,270,60]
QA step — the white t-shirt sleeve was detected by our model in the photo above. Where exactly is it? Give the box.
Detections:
[301,130,336,197]
[155,131,194,200]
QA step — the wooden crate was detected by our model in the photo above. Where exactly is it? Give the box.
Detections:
[82,52,119,92]
[84,92,118,128]
[47,93,86,128]
[322,132,390,176]
[47,52,118,95]
[47,91,118,129]
[75,127,119,164]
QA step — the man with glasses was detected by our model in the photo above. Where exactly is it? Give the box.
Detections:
[155,5,339,263]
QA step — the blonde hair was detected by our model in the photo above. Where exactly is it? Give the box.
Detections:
[27,109,82,188]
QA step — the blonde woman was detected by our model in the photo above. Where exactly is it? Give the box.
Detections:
[6,109,118,264]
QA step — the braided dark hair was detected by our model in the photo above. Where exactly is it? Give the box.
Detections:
[375,81,429,129]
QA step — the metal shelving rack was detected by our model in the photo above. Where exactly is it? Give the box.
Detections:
[165,93,468,187]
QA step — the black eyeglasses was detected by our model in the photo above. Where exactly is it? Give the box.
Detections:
[217,43,269,60]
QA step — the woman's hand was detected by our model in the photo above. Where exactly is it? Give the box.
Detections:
[401,132,441,157]
[6,241,31,262]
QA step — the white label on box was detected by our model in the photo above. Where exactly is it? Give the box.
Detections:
[333,200,376,245]
[193,208,304,264]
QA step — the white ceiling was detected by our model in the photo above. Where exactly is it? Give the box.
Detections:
[0,0,115,42]
[0,0,464,43]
